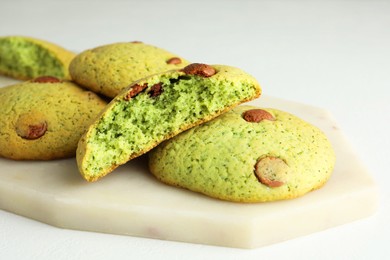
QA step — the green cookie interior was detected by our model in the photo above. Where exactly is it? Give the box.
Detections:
[79,67,260,181]
[0,37,66,79]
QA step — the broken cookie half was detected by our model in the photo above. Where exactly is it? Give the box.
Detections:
[76,63,261,182]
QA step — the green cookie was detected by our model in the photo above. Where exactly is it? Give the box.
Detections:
[148,106,336,203]
[77,63,261,181]
[69,41,190,98]
[0,77,107,160]
[0,36,75,80]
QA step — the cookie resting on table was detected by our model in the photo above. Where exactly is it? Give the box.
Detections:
[148,105,336,202]
[0,76,107,160]
[76,63,261,182]
[69,41,190,98]
[0,36,75,80]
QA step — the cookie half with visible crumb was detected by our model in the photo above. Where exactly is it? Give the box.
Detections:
[0,76,107,160]
[148,106,336,202]
[77,63,261,181]
[0,36,75,80]
[69,41,190,98]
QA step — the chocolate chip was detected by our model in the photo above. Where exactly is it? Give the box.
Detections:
[243,109,275,123]
[124,83,148,100]
[181,63,216,77]
[31,76,61,83]
[166,57,182,65]
[149,83,163,97]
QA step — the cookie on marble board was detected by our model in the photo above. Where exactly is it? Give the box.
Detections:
[0,36,75,80]
[77,63,261,182]
[69,41,190,98]
[148,105,336,203]
[0,76,107,160]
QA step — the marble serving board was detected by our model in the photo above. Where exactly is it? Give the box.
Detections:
[0,77,378,248]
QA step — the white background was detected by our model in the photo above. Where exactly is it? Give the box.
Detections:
[1,0,389,259]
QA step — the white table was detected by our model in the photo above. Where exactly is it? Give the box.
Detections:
[1,0,389,259]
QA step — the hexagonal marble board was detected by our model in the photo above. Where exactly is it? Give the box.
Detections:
[0,77,378,248]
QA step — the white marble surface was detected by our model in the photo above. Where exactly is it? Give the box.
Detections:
[0,93,377,249]
[0,0,389,259]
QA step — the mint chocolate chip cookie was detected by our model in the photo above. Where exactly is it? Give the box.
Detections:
[77,63,261,181]
[0,36,75,80]
[0,77,107,160]
[69,41,190,98]
[148,106,336,202]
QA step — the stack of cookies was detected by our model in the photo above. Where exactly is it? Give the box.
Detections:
[0,36,335,203]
